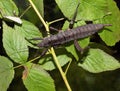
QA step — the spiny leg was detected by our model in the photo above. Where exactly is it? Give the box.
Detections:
[74,40,90,54]
[39,48,48,58]
[74,40,84,53]
[49,26,62,32]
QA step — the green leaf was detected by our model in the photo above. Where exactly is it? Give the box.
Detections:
[15,20,42,47]
[3,20,42,63]
[39,48,71,70]
[78,49,120,73]
[0,56,14,91]
[55,0,109,20]
[0,0,18,17]
[96,0,120,46]
[22,63,55,91]
[89,42,114,55]
[3,22,28,64]
[78,0,109,20]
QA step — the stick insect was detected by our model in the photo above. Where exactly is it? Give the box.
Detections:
[27,3,111,59]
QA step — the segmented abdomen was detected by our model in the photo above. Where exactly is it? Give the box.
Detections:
[37,24,111,48]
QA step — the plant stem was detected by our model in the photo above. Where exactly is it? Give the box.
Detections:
[28,0,72,90]
[13,56,41,69]
[50,48,72,91]
[49,18,64,25]
[20,5,31,18]
[28,0,49,32]
[65,60,72,75]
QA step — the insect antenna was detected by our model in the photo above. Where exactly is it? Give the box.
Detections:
[103,24,112,26]
[25,37,43,47]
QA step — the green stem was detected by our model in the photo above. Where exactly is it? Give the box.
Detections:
[65,60,72,75]
[49,18,64,25]
[20,5,31,18]
[13,56,41,69]
[50,48,72,91]
[28,0,49,32]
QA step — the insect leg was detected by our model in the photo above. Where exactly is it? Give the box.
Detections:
[49,26,62,32]
[25,38,36,46]
[33,48,48,63]
[40,48,48,58]
[74,40,90,54]
[74,40,84,53]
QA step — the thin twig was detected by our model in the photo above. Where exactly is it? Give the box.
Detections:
[20,5,31,18]
[65,60,72,75]
[49,18,64,25]
[13,56,41,69]
[28,0,49,32]
[50,48,72,91]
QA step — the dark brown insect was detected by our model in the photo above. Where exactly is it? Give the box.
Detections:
[28,3,111,57]
[37,24,111,48]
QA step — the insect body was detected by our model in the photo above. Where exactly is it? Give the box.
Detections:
[37,24,111,48]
